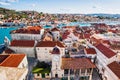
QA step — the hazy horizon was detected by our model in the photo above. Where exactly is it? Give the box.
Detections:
[0,0,120,14]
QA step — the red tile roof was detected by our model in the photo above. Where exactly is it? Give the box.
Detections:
[62,26,76,29]
[83,33,91,39]
[95,44,116,58]
[94,23,109,28]
[5,48,15,53]
[62,30,70,40]
[0,55,9,64]
[0,54,25,67]
[61,58,96,69]
[11,26,42,34]
[107,61,120,79]
[51,27,60,31]
[10,40,35,47]
[36,41,65,47]
[84,48,96,54]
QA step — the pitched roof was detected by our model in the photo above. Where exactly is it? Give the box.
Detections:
[83,33,91,39]
[61,58,96,69]
[0,55,9,64]
[36,41,65,47]
[107,61,120,79]
[62,30,70,40]
[0,54,25,67]
[5,48,15,54]
[84,48,96,54]
[62,26,76,29]
[51,27,60,31]
[95,44,116,58]
[11,26,42,34]
[10,40,35,47]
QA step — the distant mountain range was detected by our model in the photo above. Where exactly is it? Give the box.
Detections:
[86,14,120,18]
[0,7,120,18]
[0,7,39,15]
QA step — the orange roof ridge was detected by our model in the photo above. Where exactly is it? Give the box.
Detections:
[95,43,116,58]
[107,61,120,79]
[36,41,65,47]
[0,54,25,67]
[10,40,35,47]
[61,58,96,69]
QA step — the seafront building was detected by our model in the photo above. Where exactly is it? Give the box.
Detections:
[10,26,44,41]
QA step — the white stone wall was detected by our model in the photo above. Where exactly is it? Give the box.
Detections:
[16,55,28,80]
[52,31,60,41]
[36,47,52,62]
[11,33,42,40]
[36,47,65,62]
[9,47,35,57]
[0,70,7,80]
[63,38,73,48]
[51,54,64,78]
[18,55,28,68]
[19,68,28,80]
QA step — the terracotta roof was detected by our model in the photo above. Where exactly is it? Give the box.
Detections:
[95,44,116,58]
[0,55,9,64]
[11,26,42,34]
[62,30,70,40]
[61,58,96,69]
[81,27,89,30]
[84,48,96,54]
[10,40,35,47]
[51,27,60,31]
[83,33,91,39]
[36,41,65,47]
[0,54,25,67]
[5,48,15,54]
[62,26,76,29]
[107,61,120,79]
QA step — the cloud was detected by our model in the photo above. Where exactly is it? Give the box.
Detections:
[92,6,97,9]
[0,0,18,6]
[60,8,71,12]
[32,4,36,7]
[0,1,10,5]
[7,0,18,2]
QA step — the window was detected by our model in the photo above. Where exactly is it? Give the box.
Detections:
[81,69,85,74]
[37,73,40,76]
[22,63,25,68]
[102,67,105,73]
[64,69,69,74]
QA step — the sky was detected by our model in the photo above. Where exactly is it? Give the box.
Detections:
[0,0,120,14]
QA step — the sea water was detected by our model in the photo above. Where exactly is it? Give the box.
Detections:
[0,27,17,44]
[0,21,120,44]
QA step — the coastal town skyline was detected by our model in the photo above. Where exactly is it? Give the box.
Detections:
[0,0,120,14]
[0,0,120,80]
